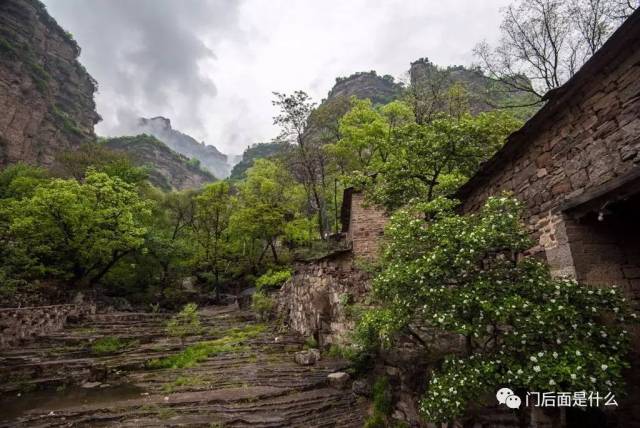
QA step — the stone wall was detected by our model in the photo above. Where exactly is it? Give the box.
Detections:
[0,0,99,168]
[346,191,388,260]
[277,253,370,347]
[0,303,95,348]
[457,14,640,427]
[459,38,640,267]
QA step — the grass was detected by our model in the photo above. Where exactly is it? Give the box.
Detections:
[147,324,266,369]
[162,375,206,393]
[90,337,137,355]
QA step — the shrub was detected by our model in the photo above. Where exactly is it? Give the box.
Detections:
[373,376,392,415]
[255,269,292,290]
[304,336,318,349]
[251,291,275,321]
[91,337,127,355]
[166,303,202,346]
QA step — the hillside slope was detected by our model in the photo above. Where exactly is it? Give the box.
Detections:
[103,135,215,191]
[135,117,234,179]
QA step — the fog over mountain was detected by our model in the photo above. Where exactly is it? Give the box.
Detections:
[43,0,511,155]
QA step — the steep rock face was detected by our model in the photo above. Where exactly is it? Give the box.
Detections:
[327,71,402,105]
[0,0,99,168]
[103,135,215,191]
[135,117,234,179]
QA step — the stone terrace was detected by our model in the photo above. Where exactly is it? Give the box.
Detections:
[0,306,366,427]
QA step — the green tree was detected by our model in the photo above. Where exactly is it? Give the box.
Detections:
[2,170,151,286]
[334,99,521,210]
[192,181,235,297]
[356,196,636,423]
[55,142,148,184]
[232,159,306,268]
[272,91,330,237]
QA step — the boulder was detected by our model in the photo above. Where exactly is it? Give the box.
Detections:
[294,349,320,366]
[327,372,350,389]
[352,379,371,396]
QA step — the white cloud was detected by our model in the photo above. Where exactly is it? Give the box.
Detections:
[43,0,510,155]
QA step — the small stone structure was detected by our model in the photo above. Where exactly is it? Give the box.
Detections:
[0,303,95,348]
[277,188,387,346]
[457,10,640,427]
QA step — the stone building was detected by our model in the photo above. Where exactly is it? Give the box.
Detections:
[277,188,387,347]
[456,9,640,427]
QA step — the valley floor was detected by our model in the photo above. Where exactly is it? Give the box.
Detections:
[0,306,366,427]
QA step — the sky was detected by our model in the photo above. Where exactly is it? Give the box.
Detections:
[43,0,512,155]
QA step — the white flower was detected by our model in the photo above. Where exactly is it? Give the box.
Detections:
[552,352,558,358]
[576,350,581,356]
[571,374,577,380]
[533,365,541,372]
[601,364,608,371]
[590,377,596,383]
[530,356,538,362]
[538,352,543,357]
[549,379,556,385]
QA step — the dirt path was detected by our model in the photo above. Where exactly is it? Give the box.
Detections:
[0,306,366,427]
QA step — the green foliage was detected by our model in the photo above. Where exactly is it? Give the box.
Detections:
[356,195,637,422]
[363,376,393,428]
[304,336,318,349]
[147,324,265,369]
[0,170,151,286]
[363,413,386,428]
[230,141,292,180]
[251,291,275,321]
[91,337,129,355]
[231,159,307,266]
[373,376,393,416]
[255,269,292,290]
[0,163,49,199]
[51,106,83,136]
[56,143,148,184]
[192,181,235,294]
[166,303,202,345]
[333,98,521,210]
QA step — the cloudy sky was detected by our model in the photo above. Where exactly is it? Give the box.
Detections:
[43,0,511,155]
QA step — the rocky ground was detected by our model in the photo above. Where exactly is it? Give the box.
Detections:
[0,306,367,427]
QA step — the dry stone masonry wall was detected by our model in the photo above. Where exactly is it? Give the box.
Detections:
[0,303,95,348]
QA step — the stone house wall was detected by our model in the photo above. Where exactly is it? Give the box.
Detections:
[346,191,388,260]
[278,190,387,345]
[0,303,95,348]
[458,36,640,281]
[456,12,640,427]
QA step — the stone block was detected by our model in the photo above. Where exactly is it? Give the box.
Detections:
[294,349,320,366]
[327,372,350,389]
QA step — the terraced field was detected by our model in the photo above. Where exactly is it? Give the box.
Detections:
[0,306,367,427]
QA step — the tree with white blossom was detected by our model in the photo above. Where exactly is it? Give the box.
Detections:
[355,195,636,423]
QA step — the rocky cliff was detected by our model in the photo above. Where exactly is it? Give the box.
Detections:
[134,117,235,179]
[103,135,215,191]
[327,71,402,105]
[0,0,99,168]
